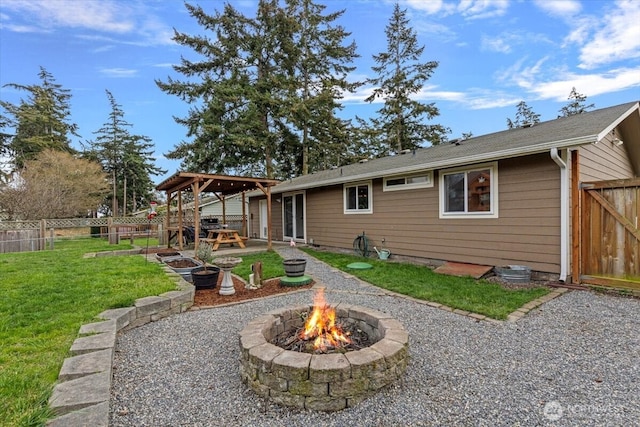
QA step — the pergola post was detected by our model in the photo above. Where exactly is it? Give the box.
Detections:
[241,191,247,237]
[267,186,272,251]
[193,181,201,253]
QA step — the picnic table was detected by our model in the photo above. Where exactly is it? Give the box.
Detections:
[202,229,247,251]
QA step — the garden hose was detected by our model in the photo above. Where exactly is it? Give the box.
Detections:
[353,231,371,257]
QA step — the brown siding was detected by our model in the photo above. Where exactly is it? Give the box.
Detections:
[579,134,634,181]
[303,154,562,273]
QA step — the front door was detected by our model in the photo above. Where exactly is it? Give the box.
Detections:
[259,199,268,239]
[283,193,305,242]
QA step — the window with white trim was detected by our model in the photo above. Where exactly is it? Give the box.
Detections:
[439,162,498,218]
[344,181,372,214]
[383,172,433,191]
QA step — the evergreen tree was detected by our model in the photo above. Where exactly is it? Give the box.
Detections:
[0,67,78,169]
[284,0,359,175]
[89,90,164,216]
[506,101,541,129]
[558,87,594,117]
[157,0,359,179]
[365,3,449,153]
[157,1,291,178]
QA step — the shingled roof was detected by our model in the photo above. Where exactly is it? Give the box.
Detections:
[271,101,639,194]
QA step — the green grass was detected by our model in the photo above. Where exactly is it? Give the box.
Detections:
[231,251,286,281]
[0,240,550,426]
[0,238,176,427]
[301,248,549,320]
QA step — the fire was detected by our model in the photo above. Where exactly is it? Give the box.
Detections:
[300,288,351,352]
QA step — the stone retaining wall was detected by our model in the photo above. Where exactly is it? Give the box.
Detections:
[46,256,194,427]
[239,304,409,411]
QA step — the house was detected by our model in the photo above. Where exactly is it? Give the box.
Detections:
[248,101,640,285]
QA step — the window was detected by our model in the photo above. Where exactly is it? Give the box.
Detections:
[439,162,498,218]
[383,172,433,191]
[344,181,372,214]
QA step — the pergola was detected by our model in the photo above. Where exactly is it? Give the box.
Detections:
[155,172,279,252]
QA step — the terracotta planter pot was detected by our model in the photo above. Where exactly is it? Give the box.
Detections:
[283,258,307,277]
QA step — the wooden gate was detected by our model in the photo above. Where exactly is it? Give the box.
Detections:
[581,178,640,289]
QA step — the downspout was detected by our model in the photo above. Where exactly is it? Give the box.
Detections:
[550,147,568,282]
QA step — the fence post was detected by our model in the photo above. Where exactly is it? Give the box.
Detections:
[40,219,46,251]
[108,217,117,244]
[50,228,54,250]
[157,222,165,245]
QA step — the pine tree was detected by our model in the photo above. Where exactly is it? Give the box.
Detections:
[506,101,541,129]
[558,87,594,117]
[0,67,78,169]
[366,3,449,153]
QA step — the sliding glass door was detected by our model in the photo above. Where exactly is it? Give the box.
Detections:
[283,192,305,241]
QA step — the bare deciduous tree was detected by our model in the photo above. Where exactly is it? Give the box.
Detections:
[0,149,109,220]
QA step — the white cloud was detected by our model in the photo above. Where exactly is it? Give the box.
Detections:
[533,0,581,17]
[99,68,139,78]
[457,0,509,20]
[578,0,640,69]
[1,0,174,46]
[562,16,598,47]
[481,34,514,54]
[0,23,47,33]
[404,0,448,14]
[1,0,134,33]
[496,56,550,90]
[529,67,640,100]
[481,31,553,54]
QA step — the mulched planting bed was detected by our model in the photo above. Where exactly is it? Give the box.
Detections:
[193,276,314,307]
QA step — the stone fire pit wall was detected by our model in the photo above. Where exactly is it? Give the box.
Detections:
[239,304,409,411]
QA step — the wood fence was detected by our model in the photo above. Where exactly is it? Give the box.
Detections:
[581,178,640,289]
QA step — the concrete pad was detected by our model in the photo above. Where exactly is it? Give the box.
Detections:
[433,261,493,279]
[70,332,115,355]
[59,348,113,381]
[49,371,111,416]
[46,401,109,427]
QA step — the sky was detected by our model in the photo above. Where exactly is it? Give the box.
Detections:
[1,0,639,184]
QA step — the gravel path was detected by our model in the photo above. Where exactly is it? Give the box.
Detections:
[110,249,640,426]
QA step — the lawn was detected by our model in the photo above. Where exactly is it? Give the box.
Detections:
[0,238,177,427]
[1,239,550,426]
[301,248,549,320]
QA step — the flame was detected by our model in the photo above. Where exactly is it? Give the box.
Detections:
[300,288,351,352]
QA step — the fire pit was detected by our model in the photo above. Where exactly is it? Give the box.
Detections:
[239,289,409,411]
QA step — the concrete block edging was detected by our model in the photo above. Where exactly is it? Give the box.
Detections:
[46,262,194,427]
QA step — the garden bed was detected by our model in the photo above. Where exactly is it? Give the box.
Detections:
[193,276,314,307]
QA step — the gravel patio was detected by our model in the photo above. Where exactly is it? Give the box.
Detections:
[110,249,640,426]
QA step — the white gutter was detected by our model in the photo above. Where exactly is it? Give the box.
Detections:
[550,147,568,282]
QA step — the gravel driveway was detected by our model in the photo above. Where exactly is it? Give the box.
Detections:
[110,250,640,426]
